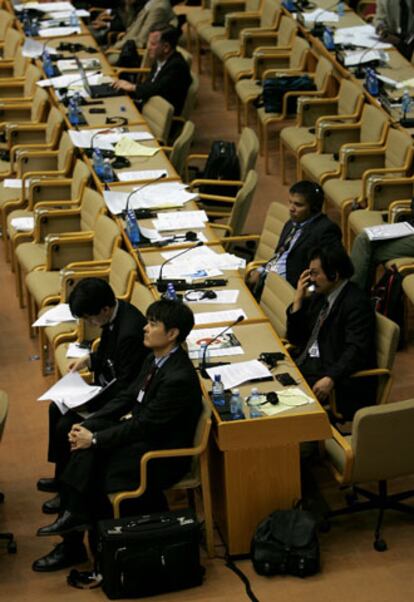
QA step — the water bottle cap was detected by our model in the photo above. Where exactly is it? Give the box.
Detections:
[232,388,240,394]
[214,374,221,381]
[251,387,259,395]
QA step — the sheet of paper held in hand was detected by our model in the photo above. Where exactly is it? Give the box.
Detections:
[206,359,272,390]
[37,372,101,414]
[32,304,75,327]
[364,222,414,241]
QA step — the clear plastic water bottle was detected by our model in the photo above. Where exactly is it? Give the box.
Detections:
[165,282,178,300]
[69,10,78,27]
[401,89,411,118]
[199,343,210,368]
[248,387,262,418]
[323,27,335,51]
[337,0,345,16]
[125,209,141,247]
[68,98,80,126]
[212,374,225,408]
[92,148,105,178]
[42,51,54,78]
[230,388,244,420]
[102,158,114,183]
[22,11,32,36]
[31,18,40,36]
[366,68,379,97]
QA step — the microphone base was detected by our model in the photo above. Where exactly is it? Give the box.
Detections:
[200,362,231,378]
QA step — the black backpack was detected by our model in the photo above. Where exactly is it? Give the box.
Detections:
[200,140,241,198]
[260,75,316,113]
[371,265,405,348]
[251,509,320,578]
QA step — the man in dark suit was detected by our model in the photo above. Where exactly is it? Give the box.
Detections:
[113,24,192,115]
[33,299,202,572]
[37,279,148,516]
[287,246,377,421]
[247,181,342,300]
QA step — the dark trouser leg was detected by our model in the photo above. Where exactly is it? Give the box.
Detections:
[48,405,81,479]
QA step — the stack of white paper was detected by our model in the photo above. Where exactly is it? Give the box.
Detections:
[117,169,168,182]
[37,72,103,90]
[15,2,75,12]
[194,309,247,325]
[206,359,272,389]
[138,226,207,244]
[32,303,75,327]
[68,129,154,150]
[364,222,414,241]
[38,26,81,37]
[154,210,208,231]
[38,372,101,414]
[302,8,339,24]
[342,49,389,67]
[22,38,58,58]
[57,58,100,73]
[334,24,392,48]
[160,246,245,271]
[103,184,198,214]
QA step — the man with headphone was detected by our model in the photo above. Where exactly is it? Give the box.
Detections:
[247,181,342,300]
[286,245,377,421]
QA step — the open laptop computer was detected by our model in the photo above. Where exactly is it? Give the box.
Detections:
[75,56,123,99]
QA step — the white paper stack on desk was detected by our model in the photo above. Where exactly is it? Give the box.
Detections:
[334,24,392,49]
[194,309,247,325]
[68,129,154,150]
[103,184,198,214]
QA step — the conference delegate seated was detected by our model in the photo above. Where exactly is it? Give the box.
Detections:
[247,181,342,300]
[38,278,149,517]
[286,245,377,421]
[113,24,192,115]
[33,299,202,573]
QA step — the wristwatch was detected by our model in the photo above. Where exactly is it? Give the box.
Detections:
[91,433,98,447]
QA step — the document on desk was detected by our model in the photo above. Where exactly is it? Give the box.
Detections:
[334,24,392,49]
[48,9,90,18]
[364,222,414,241]
[10,217,34,232]
[57,58,100,73]
[206,360,272,389]
[114,138,159,157]
[22,38,58,58]
[187,327,244,360]
[38,372,102,415]
[154,210,208,231]
[15,2,74,12]
[117,169,168,182]
[32,303,75,327]
[38,72,102,90]
[302,8,339,24]
[260,388,315,416]
[69,128,126,150]
[38,26,81,37]
[162,246,245,270]
[186,289,240,304]
[138,226,208,244]
[194,309,247,325]
[342,49,389,67]
[103,183,197,214]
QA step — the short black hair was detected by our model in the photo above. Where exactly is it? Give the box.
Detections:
[149,23,179,48]
[309,245,354,281]
[146,299,194,343]
[68,278,116,318]
[289,180,324,214]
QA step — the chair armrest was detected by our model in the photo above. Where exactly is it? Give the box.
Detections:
[35,208,82,241]
[60,267,110,299]
[219,233,260,244]
[365,175,414,211]
[340,146,385,179]
[17,151,59,175]
[226,13,261,39]
[388,199,413,222]
[29,179,72,209]
[46,235,94,270]
[242,32,281,57]
[245,259,266,278]
[189,178,243,188]
[326,425,354,484]
[317,121,361,153]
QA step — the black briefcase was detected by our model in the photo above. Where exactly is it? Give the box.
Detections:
[97,509,204,599]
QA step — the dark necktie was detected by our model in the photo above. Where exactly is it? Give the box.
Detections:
[296,299,329,366]
[265,224,300,272]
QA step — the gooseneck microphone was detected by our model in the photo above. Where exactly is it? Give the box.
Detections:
[157,241,204,292]
[200,314,245,378]
[124,172,167,215]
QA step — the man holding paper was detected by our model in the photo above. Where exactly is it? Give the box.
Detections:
[33,299,202,573]
[37,279,148,519]
[287,246,377,421]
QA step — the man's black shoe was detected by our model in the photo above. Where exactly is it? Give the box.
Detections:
[37,478,59,493]
[42,494,61,515]
[37,511,91,537]
[32,542,88,572]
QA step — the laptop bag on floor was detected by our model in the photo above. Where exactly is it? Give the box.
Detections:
[97,509,204,599]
